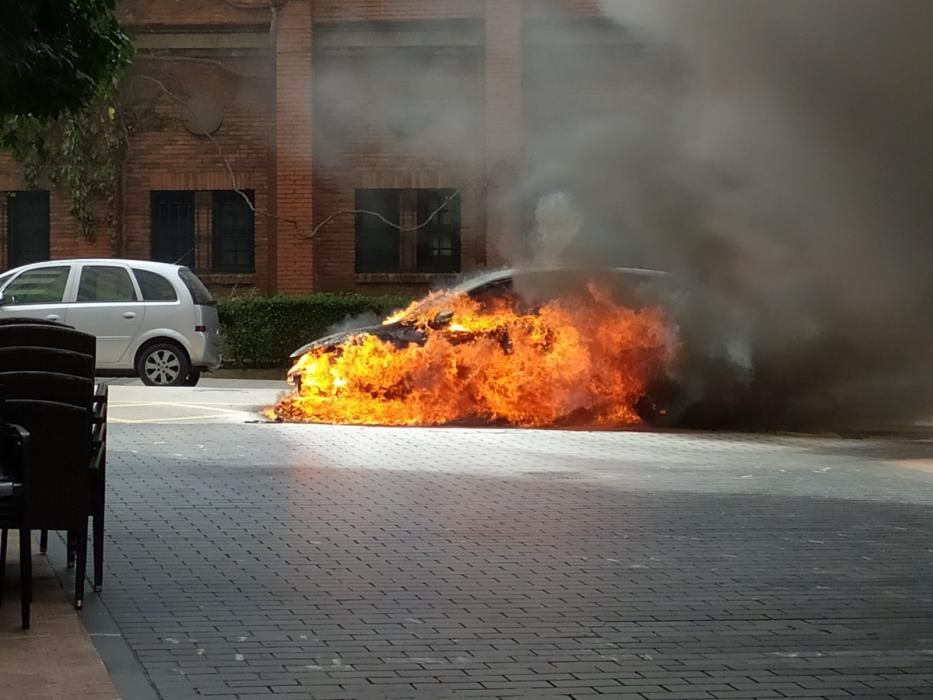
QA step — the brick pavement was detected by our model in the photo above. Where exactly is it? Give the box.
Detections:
[85,423,933,699]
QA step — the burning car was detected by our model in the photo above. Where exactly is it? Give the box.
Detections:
[273,266,734,428]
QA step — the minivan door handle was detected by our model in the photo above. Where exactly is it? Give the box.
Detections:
[46,314,60,321]
[122,311,136,319]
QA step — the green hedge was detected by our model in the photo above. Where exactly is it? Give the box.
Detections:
[217,292,413,368]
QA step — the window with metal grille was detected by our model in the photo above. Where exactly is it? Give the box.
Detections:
[212,191,255,273]
[355,189,401,273]
[151,192,195,267]
[416,189,460,273]
[7,191,50,268]
[354,188,460,273]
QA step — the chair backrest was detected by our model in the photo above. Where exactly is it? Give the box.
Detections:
[4,399,92,526]
[0,346,95,377]
[0,323,96,379]
[0,323,95,357]
[0,371,93,408]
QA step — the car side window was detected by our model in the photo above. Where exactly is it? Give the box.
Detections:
[2,266,70,305]
[133,268,178,301]
[77,265,137,303]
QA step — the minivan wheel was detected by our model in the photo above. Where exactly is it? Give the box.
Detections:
[183,368,201,386]
[137,342,191,387]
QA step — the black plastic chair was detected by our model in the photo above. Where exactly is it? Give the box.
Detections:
[0,389,33,629]
[0,322,107,603]
[1,399,94,609]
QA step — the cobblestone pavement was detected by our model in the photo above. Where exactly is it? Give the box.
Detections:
[99,422,933,699]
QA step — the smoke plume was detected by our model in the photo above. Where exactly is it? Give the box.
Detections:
[544,0,933,430]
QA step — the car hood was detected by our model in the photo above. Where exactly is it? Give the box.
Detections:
[289,322,428,360]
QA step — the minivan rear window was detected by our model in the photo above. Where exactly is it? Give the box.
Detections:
[134,268,178,301]
[178,267,215,305]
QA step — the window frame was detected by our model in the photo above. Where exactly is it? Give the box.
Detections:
[211,190,256,274]
[7,190,50,269]
[354,189,401,273]
[415,189,461,273]
[151,191,196,268]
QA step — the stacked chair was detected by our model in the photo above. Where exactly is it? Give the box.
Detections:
[0,319,108,628]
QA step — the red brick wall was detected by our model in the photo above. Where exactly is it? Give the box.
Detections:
[1,0,624,292]
[485,0,523,267]
[0,154,110,271]
[311,35,485,293]
[524,0,603,16]
[313,0,482,22]
[122,53,274,294]
[273,0,315,293]
[119,0,270,28]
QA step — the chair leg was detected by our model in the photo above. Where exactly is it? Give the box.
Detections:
[19,527,31,629]
[0,528,7,607]
[93,510,103,593]
[39,530,48,554]
[74,520,88,610]
[66,530,75,569]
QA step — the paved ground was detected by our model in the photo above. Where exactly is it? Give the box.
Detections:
[62,380,932,699]
[5,379,933,699]
[0,536,117,699]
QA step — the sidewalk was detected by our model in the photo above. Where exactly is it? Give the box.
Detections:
[0,533,117,700]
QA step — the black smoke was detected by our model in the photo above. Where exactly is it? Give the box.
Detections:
[522,0,933,430]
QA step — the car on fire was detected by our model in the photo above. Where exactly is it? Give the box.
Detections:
[290,266,675,356]
[285,266,739,427]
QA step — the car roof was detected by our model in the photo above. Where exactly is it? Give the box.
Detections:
[1,258,185,277]
[452,265,669,294]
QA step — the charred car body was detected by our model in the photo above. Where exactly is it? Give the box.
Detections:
[287,266,751,428]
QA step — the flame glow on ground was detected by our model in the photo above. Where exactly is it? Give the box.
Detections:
[270,283,676,427]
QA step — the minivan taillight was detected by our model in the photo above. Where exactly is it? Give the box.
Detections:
[195,325,207,333]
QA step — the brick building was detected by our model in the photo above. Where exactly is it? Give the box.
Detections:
[0,0,639,296]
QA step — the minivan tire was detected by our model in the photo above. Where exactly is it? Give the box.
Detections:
[137,341,191,387]
[183,368,201,386]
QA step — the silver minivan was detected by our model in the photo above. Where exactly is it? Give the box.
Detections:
[0,259,221,386]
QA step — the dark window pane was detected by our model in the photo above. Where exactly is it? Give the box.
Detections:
[133,268,178,301]
[3,265,69,305]
[7,191,50,268]
[77,266,136,302]
[416,189,460,273]
[355,189,400,273]
[212,191,255,273]
[178,267,215,306]
[151,191,195,267]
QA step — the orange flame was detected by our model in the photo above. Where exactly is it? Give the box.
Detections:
[271,283,677,427]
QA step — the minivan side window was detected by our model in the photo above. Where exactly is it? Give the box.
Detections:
[134,268,178,301]
[178,267,215,306]
[2,266,70,305]
[77,266,137,303]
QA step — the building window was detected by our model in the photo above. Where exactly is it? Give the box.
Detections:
[416,189,460,273]
[151,190,256,275]
[6,191,50,269]
[212,191,255,273]
[355,189,400,273]
[354,188,460,274]
[151,191,195,267]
